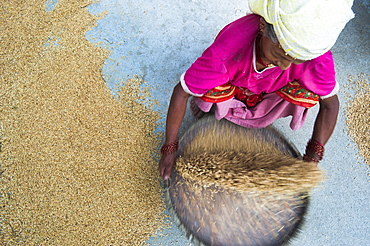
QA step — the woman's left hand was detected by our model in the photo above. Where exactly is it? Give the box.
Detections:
[307,94,339,162]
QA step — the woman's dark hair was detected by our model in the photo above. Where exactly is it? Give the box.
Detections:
[265,23,278,44]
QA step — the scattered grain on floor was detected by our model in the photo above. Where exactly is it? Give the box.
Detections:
[345,73,370,165]
[0,1,166,245]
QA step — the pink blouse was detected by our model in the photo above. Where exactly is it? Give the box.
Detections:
[182,14,337,98]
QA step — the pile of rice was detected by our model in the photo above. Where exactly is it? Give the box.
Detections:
[0,1,166,245]
[345,73,370,165]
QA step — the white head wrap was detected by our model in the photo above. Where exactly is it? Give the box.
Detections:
[248,0,355,60]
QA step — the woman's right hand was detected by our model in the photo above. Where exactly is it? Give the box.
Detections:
[159,83,191,180]
[159,152,176,180]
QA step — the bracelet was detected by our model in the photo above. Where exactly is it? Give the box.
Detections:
[303,154,319,163]
[161,141,179,156]
[304,138,324,162]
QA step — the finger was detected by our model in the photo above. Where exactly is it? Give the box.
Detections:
[190,102,197,115]
[159,165,164,178]
[164,165,172,180]
[196,110,204,119]
[159,158,166,177]
[191,105,202,119]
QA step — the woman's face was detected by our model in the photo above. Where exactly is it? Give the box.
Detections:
[259,18,306,70]
[261,35,306,70]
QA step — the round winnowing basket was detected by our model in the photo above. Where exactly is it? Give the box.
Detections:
[167,115,323,246]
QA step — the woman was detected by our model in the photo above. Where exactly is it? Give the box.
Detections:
[159,0,354,180]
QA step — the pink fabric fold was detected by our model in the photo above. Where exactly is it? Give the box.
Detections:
[193,93,308,131]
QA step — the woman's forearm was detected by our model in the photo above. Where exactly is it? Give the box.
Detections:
[159,83,190,180]
[164,83,191,144]
[304,95,339,162]
[311,95,339,146]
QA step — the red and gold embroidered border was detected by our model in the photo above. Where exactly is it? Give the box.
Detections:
[200,83,236,103]
[275,81,320,108]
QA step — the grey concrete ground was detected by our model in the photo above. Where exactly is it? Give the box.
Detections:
[86,1,370,245]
